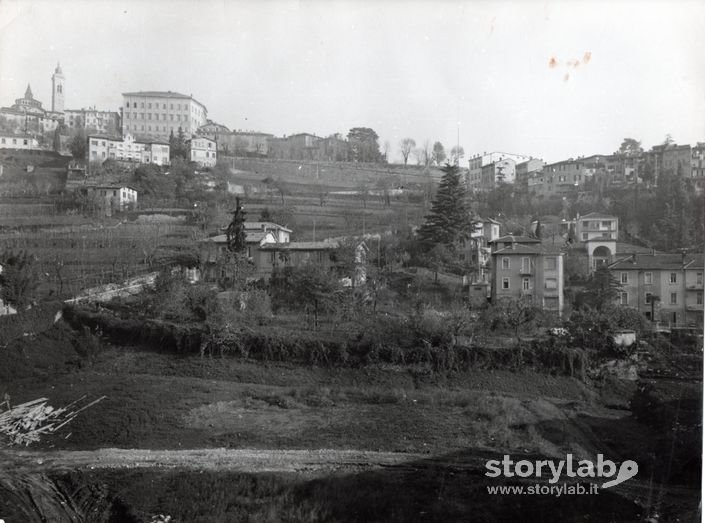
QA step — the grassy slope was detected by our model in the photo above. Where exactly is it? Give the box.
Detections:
[0,325,699,522]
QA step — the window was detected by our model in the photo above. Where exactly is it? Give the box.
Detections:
[23,139,28,145]
[544,257,557,270]
[645,272,653,285]
[670,272,677,284]
[601,221,611,228]
[522,278,530,290]
[502,278,510,289]
[140,113,144,119]
[521,257,530,272]
[170,104,173,110]
[163,103,166,109]
[621,273,628,284]
[698,292,703,305]
[544,297,559,310]
[671,312,678,324]
[698,273,703,285]
[147,103,152,109]
[645,292,653,304]
[620,292,628,305]
[140,103,144,108]
[545,278,558,289]
[582,233,588,240]
[501,257,510,270]
[91,140,98,146]
[0,138,4,144]
[670,293,677,305]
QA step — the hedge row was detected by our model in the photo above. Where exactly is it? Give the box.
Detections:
[63,305,588,377]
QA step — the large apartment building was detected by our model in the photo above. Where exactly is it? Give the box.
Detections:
[489,235,565,316]
[122,91,208,141]
[608,253,703,327]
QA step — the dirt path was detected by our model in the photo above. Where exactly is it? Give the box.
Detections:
[1,447,480,474]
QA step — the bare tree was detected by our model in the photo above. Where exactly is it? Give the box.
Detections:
[399,138,416,166]
[421,140,432,167]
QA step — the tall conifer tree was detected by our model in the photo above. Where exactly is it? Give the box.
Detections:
[417,163,472,249]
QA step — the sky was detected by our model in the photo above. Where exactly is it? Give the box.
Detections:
[0,0,703,163]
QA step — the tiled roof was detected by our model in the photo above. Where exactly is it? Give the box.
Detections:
[244,221,293,233]
[122,91,207,112]
[201,232,271,244]
[579,212,617,219]
[492,245,562,256]
[260,241,339,251]
[609,253,704,270]
[489,235,541,244]
[123,91,191,99]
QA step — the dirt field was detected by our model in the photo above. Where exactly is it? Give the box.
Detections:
[0,324,700,521]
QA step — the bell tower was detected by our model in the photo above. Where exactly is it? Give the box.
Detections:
[51,62,65,113]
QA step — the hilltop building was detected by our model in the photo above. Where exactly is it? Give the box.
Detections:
[121,91,208,141]
[467,152,532,190]
[1,64,121,145]
[63,107,121,136]
[216,131,273,156]
[0,83,63,137]
[51,63,65,113]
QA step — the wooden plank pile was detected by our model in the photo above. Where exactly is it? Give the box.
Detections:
[0,395,106,446]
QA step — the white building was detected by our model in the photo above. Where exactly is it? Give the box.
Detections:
[467,152,532,190]
[87,133,170,170]
[0,134,39,150]
[575,212,619,271]
[188,136,217,167]
[122,91,208,141]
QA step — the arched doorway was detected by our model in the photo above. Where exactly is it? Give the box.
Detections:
[592,245,612,269]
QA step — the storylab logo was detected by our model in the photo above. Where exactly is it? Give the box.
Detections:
[485,454,638,494]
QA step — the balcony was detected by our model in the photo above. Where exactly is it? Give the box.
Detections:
[686,284,704,290]
[519,267,533,275]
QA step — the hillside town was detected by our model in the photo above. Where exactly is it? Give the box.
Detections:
[1,65,703,334]
[0,3,703,520]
